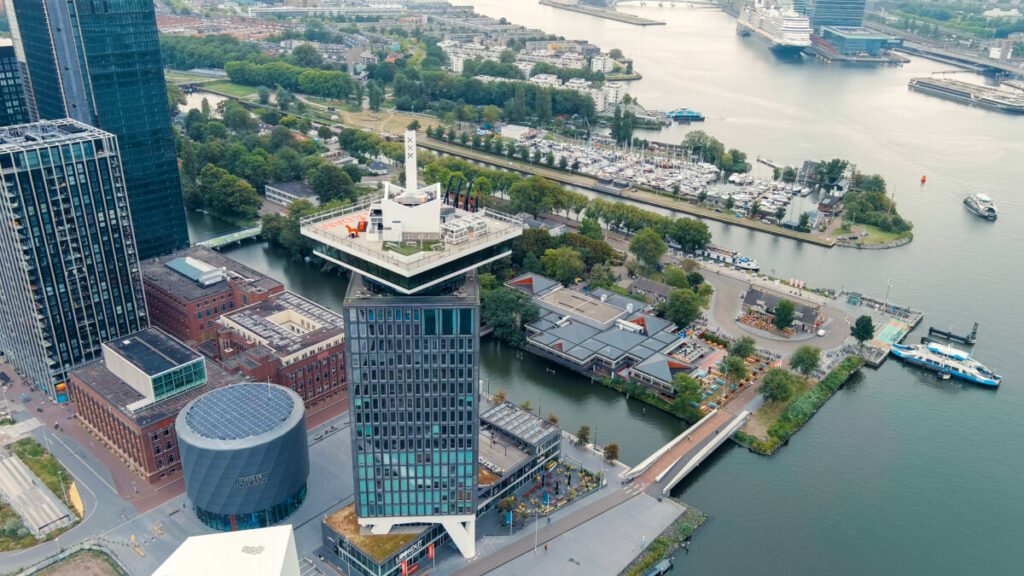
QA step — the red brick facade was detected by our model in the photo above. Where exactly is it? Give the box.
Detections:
[146,280,283,344]
[214,330,348,411]
[69,378,183,484]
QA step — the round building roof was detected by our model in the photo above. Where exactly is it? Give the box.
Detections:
[181,383,302,442]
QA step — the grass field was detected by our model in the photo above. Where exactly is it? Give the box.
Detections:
[325,504,416,562]
[0,502,36,551]
[748,376,815,440]
[163,70,221,84]
[842,223,911,245]
[201,81,258,99]
[35,550,125,576]
[9,438,78,517]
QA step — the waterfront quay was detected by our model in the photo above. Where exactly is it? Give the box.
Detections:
[539,0,666,26]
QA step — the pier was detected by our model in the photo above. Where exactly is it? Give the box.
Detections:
[539,0,666,26]
[195,224,262,250]
[928,322,978,345]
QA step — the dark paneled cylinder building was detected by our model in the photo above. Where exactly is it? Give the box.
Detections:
[176,383,309,532]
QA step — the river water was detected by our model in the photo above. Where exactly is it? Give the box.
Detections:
[188,4,1023,572]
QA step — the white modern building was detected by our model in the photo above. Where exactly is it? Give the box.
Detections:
[154,524,300,576]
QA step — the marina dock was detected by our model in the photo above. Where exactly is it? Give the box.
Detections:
[843,291,924,368]
[928,322,979,345]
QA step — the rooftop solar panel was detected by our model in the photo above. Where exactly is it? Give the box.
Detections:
[184,383,297,440]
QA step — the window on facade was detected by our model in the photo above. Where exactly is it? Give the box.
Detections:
[423,309,437,335]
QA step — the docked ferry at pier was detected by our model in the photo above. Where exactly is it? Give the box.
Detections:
[736,1,812,54]
[696,246,759,271]
[963,193,997,220]
[890,342,1001,386]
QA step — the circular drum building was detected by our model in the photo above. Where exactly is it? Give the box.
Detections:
[177,383,309,531]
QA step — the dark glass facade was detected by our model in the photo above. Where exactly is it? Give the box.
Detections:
[195,484,307,532]
[0,120,147,400]
[806,0,866,28]
[345,274,480,520]
[5,0,189,259]
[0,45,29,127]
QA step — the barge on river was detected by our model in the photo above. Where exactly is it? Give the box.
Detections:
[908,77,1024,114]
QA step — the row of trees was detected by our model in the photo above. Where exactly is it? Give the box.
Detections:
[682,130,750,175]
[587,197,712,250]
[224,60,357,101]
[425,125,584,173]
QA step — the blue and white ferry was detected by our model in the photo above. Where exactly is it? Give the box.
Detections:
[890,342,1001,386]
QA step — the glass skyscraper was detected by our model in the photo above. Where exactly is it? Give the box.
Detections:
[804,0,866,28]
[0,119,148,401]
[0,44,29,127]
[302,131,522,559]
[3,0,189,259]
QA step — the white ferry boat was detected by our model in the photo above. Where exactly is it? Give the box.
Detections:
[736,1,812,54]
[963,193,997,221]
[890,342,1001,387]
[696,245,759,271]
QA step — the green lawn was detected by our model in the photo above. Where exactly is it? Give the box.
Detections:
[385,240,438,255]
[163,70,221,84]
[0,502,36,551]
[847,223,911,245]
[201,81,258,99]
[9,438,78,516]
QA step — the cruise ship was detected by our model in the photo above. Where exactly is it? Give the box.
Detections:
[909,77,1024,114]
[696,246,759,271]
[890,342,1001,387]
[963,193,997,220]
[736,1,812,54]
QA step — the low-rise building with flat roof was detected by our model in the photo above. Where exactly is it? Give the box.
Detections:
[743,285,824,333]
[506,273,701,396]
[209,291,347,411]
[266,180,320,208]
[69,327,246,484]
[142,246,284,344]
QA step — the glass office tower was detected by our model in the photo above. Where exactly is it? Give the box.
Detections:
[805,0,866,28]
[0,44,29,126]
[302,131,522,559]
[3,0,189,259]
[0,119,148,401]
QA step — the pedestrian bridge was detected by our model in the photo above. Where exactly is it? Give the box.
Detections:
[624,407,751,495]
[195,224,262,250]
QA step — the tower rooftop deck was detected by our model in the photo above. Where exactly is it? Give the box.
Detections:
[301,192,522,294]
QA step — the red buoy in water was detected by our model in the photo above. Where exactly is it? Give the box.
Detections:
[921,175,927,184]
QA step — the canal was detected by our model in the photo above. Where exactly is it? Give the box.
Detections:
[189,3,1024,570]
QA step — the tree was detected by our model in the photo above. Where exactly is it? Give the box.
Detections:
[522,251,543,274]
[760,368,795,402]
[774,207,787,222]
[629,228,667,272]
[851,315,875,348]
[579,217,603,241]
[790,346,822,377]
[167,83,187,117]
[722,354,748,385]
[773,299,795,330]
[547,413,559,425]
[798,211,811,230]
[367,81,384,111]
[268,125,297,152]
[663,289,702,327]
[781,166,798,183]
[575,425,591,447]
[730,336,757,359]
[663,267,689,289]
[558,156,569,171]
[724,195,735,210]
[520,400,533,412]
[482,288,540,347]
[681,258,699,274]
[494,389,507,403]
[309,164,356,203]
[542,247,585,286]
[290,43,324,68]
[258,86,271,105]
[604,443,619,463]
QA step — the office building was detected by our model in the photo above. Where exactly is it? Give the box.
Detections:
[301,131,522,559]
[804,0,866,28]
[4,0,189,259]
[265,180,320,208]
[142,246,284,345]
[0,42,29,126]
[177,383,309,532]
[210,290,347,411]
[155,525,301,576]
[68,327,244,484]
[322,401,561,576]
[0,120,147,401]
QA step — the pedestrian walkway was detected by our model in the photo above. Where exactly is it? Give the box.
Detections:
[0,452,73,537]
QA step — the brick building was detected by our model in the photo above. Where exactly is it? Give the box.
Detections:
[207,291,347,412]
[68,328,245,484]
[142,247,284,344]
